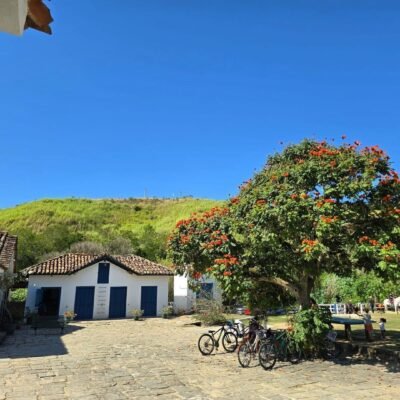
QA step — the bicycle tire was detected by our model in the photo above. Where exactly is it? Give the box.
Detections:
[198,334,215,356]
[237,342,252,368]
[287,341,301,364]
[259,342,277,370]
[222,331,238,352]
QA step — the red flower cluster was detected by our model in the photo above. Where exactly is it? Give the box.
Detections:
[203,207,230,218]
[302,239,319,246]
[223,271,233,277]
[316,198,337,207]
[282,172,289,177]
[214,254,239,266]
[302,239,319,253]
[382,195,392,202]
[359,236,379,246]
[382,241,395,250]
[309,143,340,157]
[192,271,202,280]
[320,215,338,224]
[180,235,191,244]
[203,231,229,249]
[230,197,240,204]
[256,199,267,206]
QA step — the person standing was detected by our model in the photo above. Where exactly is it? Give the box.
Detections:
[379,318,386,339]
[363,307,373,342]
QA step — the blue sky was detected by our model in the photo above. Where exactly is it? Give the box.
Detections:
[1,0,400,208]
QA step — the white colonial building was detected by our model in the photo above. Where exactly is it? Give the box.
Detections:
[25,253,173,319]
[174,274,222,313]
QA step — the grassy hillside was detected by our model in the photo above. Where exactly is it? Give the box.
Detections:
[0,197,221,269]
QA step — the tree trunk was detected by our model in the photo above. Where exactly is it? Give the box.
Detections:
[257,274,315,309]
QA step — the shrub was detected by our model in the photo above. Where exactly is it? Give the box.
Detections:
[290,307,331,354]
[9,289,27,302]
[194,299,226,326]
[131,309,144,320]
[162,305,173,318]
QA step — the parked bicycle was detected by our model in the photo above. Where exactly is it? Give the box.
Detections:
[258,329,301,370]
[237,318,272,367]
[198,322,238,355]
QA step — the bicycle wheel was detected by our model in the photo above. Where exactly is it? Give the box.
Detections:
[222,331,238,352]
[237,342,252,368]
[287,341,301,364]
[259,342,277,370]
[198,334,215,356]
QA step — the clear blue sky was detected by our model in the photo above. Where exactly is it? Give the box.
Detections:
[1,0,400,208]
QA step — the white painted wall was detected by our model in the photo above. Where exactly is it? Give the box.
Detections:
[26,261,169,318]
[0,0,27,35]
[173,274,222,313]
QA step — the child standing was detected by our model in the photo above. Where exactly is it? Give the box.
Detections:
[379,318,386,339]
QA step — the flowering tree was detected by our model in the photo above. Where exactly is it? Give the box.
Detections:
[168,139,400,308]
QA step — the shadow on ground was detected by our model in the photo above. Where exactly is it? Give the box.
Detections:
[0,324,84,359]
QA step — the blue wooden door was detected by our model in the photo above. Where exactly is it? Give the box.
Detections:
[140,286,157,317]
[109,287,127,318]
[74,286,95,320]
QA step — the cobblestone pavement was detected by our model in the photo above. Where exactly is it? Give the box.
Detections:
[0,318,399,399]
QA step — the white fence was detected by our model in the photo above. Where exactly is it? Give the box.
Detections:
[319,303,370,314]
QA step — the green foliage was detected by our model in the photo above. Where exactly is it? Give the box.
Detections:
[9,289,27,302]
[168,139,400,307]
[313,272,399,304]
[0,198,220,270]
[194,299,226,326]
[290,308,331,353]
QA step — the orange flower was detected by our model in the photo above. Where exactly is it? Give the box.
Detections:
[300,193,308,199]
[282,172,289,177]
[290,194,298,200]
[256,199,267,206]
[192,271,202,280]
[382,195,392,202]
[359,236,369,243]
[223,271,233,277]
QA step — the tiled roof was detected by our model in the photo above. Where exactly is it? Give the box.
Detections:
[0,232,17,272]
[24,253,173,276]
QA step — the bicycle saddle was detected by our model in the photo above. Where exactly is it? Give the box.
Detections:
[208,330,215,334]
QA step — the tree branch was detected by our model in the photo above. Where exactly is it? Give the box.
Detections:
[256,276,300,299]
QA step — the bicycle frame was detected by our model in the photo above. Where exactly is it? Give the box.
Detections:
[208,326,227,348]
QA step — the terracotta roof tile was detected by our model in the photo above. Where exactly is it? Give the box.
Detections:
[0,232,17,272]
[24,253,173,276]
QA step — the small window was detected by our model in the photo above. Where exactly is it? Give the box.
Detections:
[197,283,213,299]
[97,263,110,284]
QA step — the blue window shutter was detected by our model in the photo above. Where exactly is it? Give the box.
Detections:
[35,288,43,306]
[97,263,110,284]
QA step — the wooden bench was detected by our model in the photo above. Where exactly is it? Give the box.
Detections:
[31,315,65,334]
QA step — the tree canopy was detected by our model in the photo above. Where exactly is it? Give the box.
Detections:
[168,139,400,307]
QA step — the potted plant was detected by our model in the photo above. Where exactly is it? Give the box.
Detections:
[131,309,144,321]
[63,310,77,323]
[162,305,173,319]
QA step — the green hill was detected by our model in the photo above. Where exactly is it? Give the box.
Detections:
[0,197,221,270]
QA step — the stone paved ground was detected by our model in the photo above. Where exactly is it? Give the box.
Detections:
[0,317,399,399]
